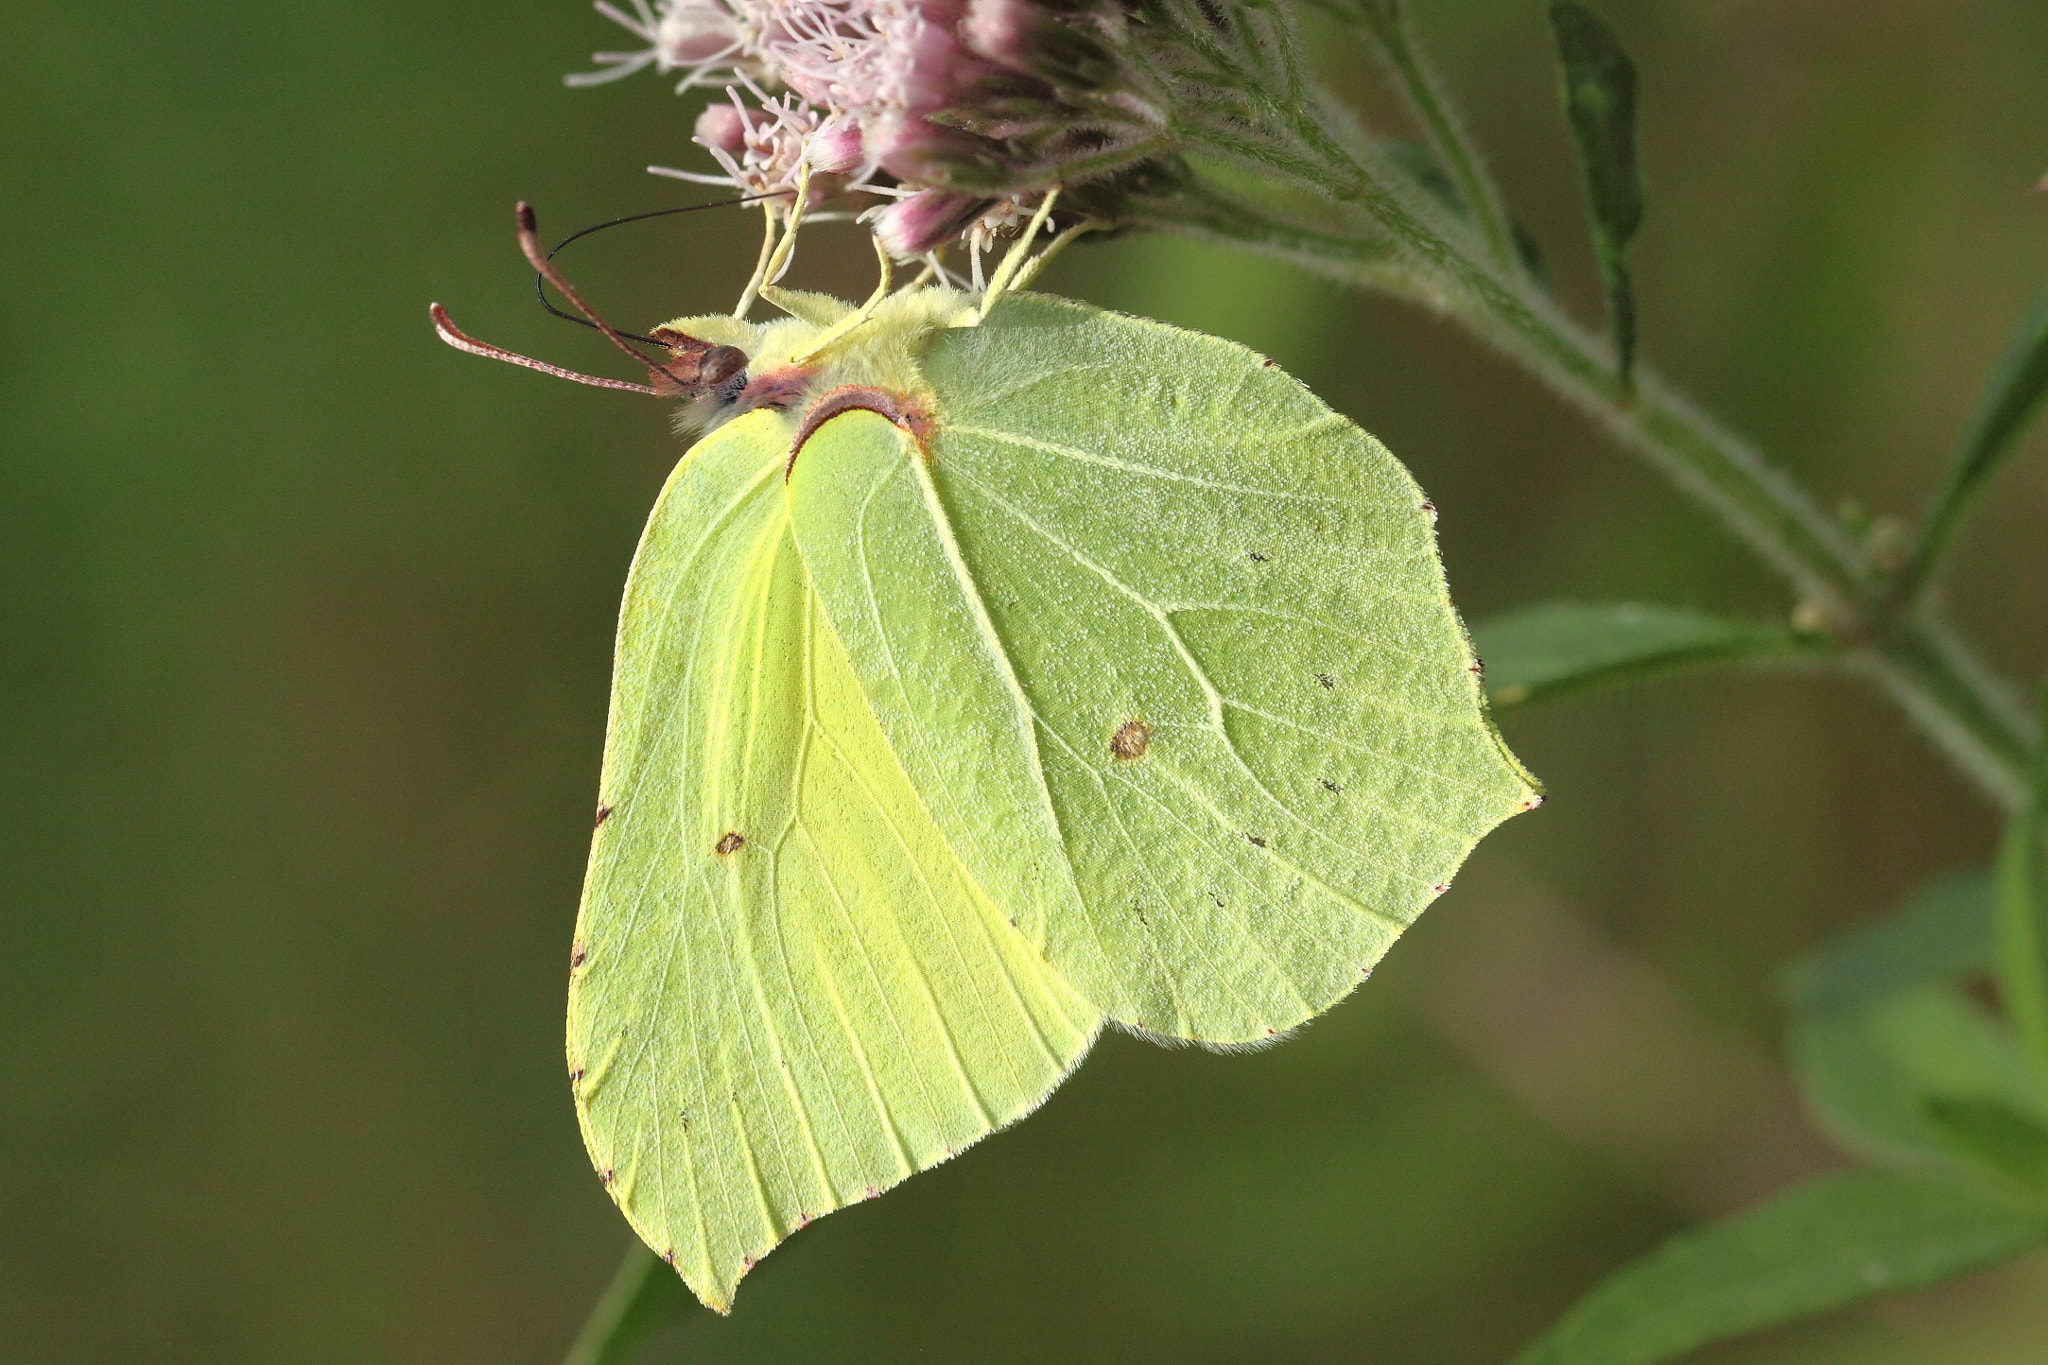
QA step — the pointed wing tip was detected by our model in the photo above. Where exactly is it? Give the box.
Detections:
[654,1247,737,1315]
[687,1258,751,1316]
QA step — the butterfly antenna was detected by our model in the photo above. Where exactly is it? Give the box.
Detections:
[430,303,660,395]
[516,202,685,387]
[1008,215,1105,293]
[534,193,787,342]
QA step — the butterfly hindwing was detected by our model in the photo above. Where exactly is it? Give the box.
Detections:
[570,409,1100,1310]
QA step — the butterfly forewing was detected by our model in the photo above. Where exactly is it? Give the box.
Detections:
[787,296,1538,1045]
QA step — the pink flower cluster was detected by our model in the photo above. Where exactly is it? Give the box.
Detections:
[570,0,1146,256]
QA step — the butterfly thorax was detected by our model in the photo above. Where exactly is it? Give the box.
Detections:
[655,285,976,447]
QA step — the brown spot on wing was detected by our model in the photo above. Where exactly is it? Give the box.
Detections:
[715,831,746,857]
[1109,719,1151,761]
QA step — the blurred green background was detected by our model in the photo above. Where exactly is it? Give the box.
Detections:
[6,1,2048,1360]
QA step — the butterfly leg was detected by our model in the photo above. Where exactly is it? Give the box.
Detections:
[733,164,814,318]
[1008,217,1107,294]
[977,188,1060,318]
[788,236,895,365]
[731,203,780,319]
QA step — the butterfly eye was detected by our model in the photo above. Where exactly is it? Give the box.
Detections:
[701,346,747,387]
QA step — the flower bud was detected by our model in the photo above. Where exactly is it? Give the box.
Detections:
[806,114,866,174]
[871,113,1011,189]
[965,0,1119,88]
[873,189,996,257]
[900,10,1009,117]
[656,4,747,68]
[964,0,1036,70]
[578,0,1190,250]
[694,102,750,158]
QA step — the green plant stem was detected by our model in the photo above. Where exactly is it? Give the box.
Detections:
[1433,280,2035,808]
[1995,804,2048,1079]
[1891,468,1996,618]
[1993,684,2048,1079]
[1156,145,2037,811]
[1350,2,1521,276]
[562,1243,692,1365]
[1849,633,2030,813]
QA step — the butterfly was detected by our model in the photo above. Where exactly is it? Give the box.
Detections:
[433,189,1538,1310]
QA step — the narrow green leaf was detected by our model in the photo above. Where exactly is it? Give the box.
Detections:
[562,1244,693,1365]
[1949,286,2048,510]
[1992,685,2048,1076]
[1894,284,2048,600]
[1383,137,1463,217]
[1383,138,1548,286]
[1789,984,2040,1171]
[1922,1096,2048,1191]
[1471,602,1816,708]
[1511,1169,2048,1365]
[1340,0,1524,274]
[1548,0,1643,382]
[1784,868,1993,1017]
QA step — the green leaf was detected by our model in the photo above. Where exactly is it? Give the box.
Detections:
[1922,1096,2048,1191]
[1383,137,1463,217]
[1783,868,1993,1017]
[1992,685,2048,1074]
[1383,138,1548,285]
[1894,283,2048,599]
[570,403,1101,1311]
[1948,286,2048,516]
[1470,602,1815,708]
[1549,0,1643,382]
[561,1245,693,1365]
[1789,983,2041,1171]
[786,292,1539,1044]
[1511,1169,2048,1365]
[1785,869,2048,1180]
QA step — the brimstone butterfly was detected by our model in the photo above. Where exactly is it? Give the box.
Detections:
[434,195,1538,1311]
